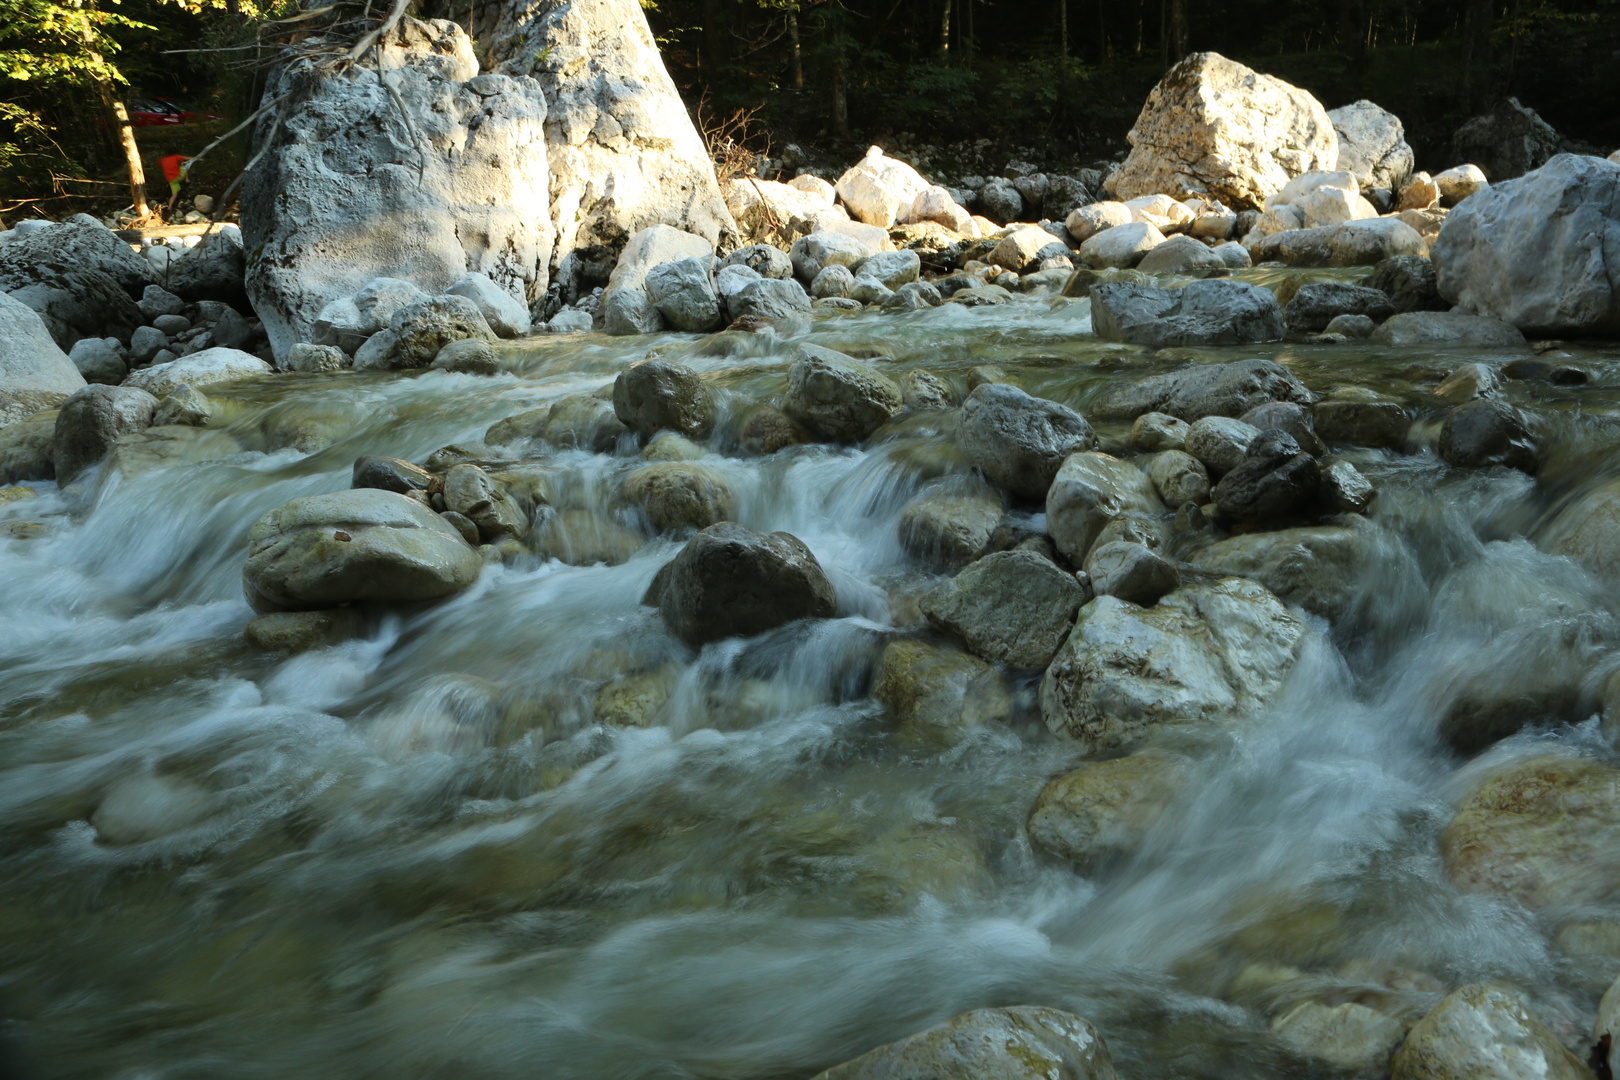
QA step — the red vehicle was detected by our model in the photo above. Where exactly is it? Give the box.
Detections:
[128,98,222,127]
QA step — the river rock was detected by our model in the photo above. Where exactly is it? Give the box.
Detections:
[956,383,1097,501]
[1365,254,1446,313]
[354,278,431,334]
[1131,412,1191,452]
[242,488,482,612]
[920,549,1085,669]
[835,146,929,228]
[443,463,526,541]
[1313,393,1409,448]
[373,295,498,370]
[1434,362,1499,404]
[1328,100,1414,192]
[1066,202,1133,243]
[0,215,153,297]
[244,608,366,654]
[789,231,872,282]
[623,462,733,532]
[1185,416,1262,475]
[1046,452,1164,564]
[1147,449,1210,505]
[782,343,902,442]
[897,493,1004,570]
[0,409,58,484]
[429,338,499,375]
[0,291,86,402]
[738,405,812,455]
[644,256,722,332]
[152,385,211,427]
[612,355,714,438]
[1434,163,1490,205]
[164,226,248,309]
[722,178,834,239]
[241,19,551,361]
[1432,154,1620,338]
[1085,540,1181,605]
[1094,359,1311,425]
[1451,98,1563,184]
[0,255,141,351]
[66,337,127,386]
[353,455,433,494]
[123,348,273,398]
[811,265,855,299]
[1105,52,1338,212]
[52,385,158,485]
[977,179,1024,225]
[871,638,1013,750]
[658,522,836,646]
[1211,430,1321,524]
[1542,480,1620,587]
[1273,1001,1406,1072]
[1390,983,1589,1080]
[728,277,812,321]
[1438,398,1538,472]
[986,228,1056,274]
[1091,280,1284,347]
[1079,222,1166,269]
[1398,172,1441,211]
[602,226,714,335]
[1369,311,1527,347]
[1028,753,1187,867]
[854,250,921,289]
[1284,282,1395,332]
[724,244,794,280]
[545,394,627,452]
[1136,234,1225,274]
[1249,217,1428,266]
[811,1006,1117,1080]
[1191,522,1372,619]
[1042,577,1304,753]
[446,272,531,338]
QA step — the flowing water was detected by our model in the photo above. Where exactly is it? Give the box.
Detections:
[4,279,1620,1079]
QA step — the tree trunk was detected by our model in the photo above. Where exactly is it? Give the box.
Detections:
[1133,0,1143,54]
[701,0,725,75]
[77,2,148,218]
[1059,0,1067,57]
[939,0,950,59]
[1169,0,1187,61]
[789,11,804,88]
[1158,0,1168,68]
[831,54,850,140]
[1097,0,1109,61]
[1461,0,1493,114]
[964,0,974,69]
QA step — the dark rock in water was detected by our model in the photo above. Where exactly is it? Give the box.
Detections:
[52,384,158,485]
[659,522,837,646]
[1312,397,1410,449]
[1091,358,1313,422]
[1438,398,1539,473]
[353,455,434,494]
[1283,282,1395,332]
[1084,540,1181,606]
[1364,254,1445,314]
[1503,358,1587,385]
[1240,400,1326,457]
[956,383,1096,501]
[1090,279,1284,347]
[919,549,1085,670]
[612,354,714,438]
[1212,430,1321,523]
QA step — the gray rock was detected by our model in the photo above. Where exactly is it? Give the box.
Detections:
[545,394,627,452]
[128,325,169,365]
[900,370,953,411]
[152,384,211,427]
[1090,279,1284,346]
[1365,254,1446,313]
[850,275,892,306]
[1091,358,1314,422]
[152,314,191,336]
[443,462,526,540]
[241,19,552,361]
[612,354,714,438]
[920,549,1086,669]
[1146,449,1210,505]
[658,522,836,646]
[287,343,348,373]
[244,608,365,654]
[1369,310,1526,347]
[352,455,434,493]
[788,231,872,284]
[0,256,141,349]
[1434,361,1499,404]
[957,383,1097,501]
[1450,97,1564,182]
[1249,217,1428,267]
[1042,577,1305,753]
[1239,400,1325,456]
[1390,984,1589,1080]
[811,1006,1116,1080]
[723,244,793,279]
[623,462,734,532]
[884,281,943,310]
[440,510,481,546]
[446,272,532,338]
[546,308,594,333]
[122,347,273,397]
[0,407,59,484]
[1191,521,1373,620]
[1046,452,1164,564]
[312,298,368,353]
[1028,753,1187,867]
[353,278,431,335]
[1313,394,1409,448]
[1328,100,1415,192]
[852,250,921,289]
[1438,398,1538,473]
[728,277,811,321]
[66,336,126,386]
[644,256,722,332]
[715,263,762,307]
[1079,221,1167,269]
[977,179,1024,224]
[210,307,252,352]
[1129,412,1190,452]
[811,264,854,299]
[897,493,1004,570]
[1136,234,1225,274]
[1432,153,1620,337]
[430,338,501,374]
[782,343,902,442]
[1043,175,1097,221]
[1184,416,1262,474]
[1322,460,1375,512]
[1211,430,1322,523]
[1284,282,1395,332]
[1323,313,1375,337]
[242,488,482,612]
[164,225,247,308]
[3,215,153,296]
[1213,240,1252,268]
[138,285,185,320]
[52,384,159,484]
[1086,538,1181,605]
[375,295,497,369]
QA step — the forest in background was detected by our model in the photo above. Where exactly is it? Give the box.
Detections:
[1,0,1617,220]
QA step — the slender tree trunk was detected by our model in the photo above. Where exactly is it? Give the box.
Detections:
[1169,0,1187,60]
[78,2,148,218]
[1461,0,1493,113]
[1059,0,1067,57]
[1158,0,1168,68]
[939,0,950,59]
[789,11,804,88]
[701,0,725,75]
[831,54,850,140]
[1097,0,1108,61]
[1133,0,1143,53]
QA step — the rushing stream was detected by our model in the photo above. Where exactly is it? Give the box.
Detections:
[4,276,1620,1079]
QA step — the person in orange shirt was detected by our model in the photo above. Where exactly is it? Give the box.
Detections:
[158,153,191,199]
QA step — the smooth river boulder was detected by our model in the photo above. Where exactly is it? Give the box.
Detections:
[123,348,274,398]
[658,522,837,646]
[1249,217,1428,266]
[1091,358,1313,423]
[782,343,902,442]
[1045,452,1164,564]
[1091,279,1285,346]
[1028,753,1187,867]
[812,1006,1118,1080]
[1328,100,1414,193]
[0,291,86,403]
[51,385,158,485]
[956,383,1097,501]
[1041,578,1305,753]
[1105,52,1338,211]
[612,354,714,438]
[1432,153,1620,337]
[242,489,482,612]
[1390,984,1591,1080]
[920,549,1087,670]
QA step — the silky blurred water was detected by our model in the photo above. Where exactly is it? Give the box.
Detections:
[3,289,1620,1080]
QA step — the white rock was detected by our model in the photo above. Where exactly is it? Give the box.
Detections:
[1272,1001,1405,1072]
[0,291,85,397]
[1079,221,1166,269]
[715,262,763,303]
[788,173,836,202]
[789,230,873,282]
[1045,451,1164,563]
[722,177,834,239]
[601,225,713,335]
[1185,415,1261,474]
[835,146,930,228]
[1329,99,1415,192]
[1124,193,1194,233]
[644,255,721,332]
[242,18,552,361]
[547,308,594,333]
[447,272,532,337]
[354,278,432,334]
[1066,201,1134,243]
[853,249,921,289]
[811,1006,1117,1080]
[122,348,273,397]
[1390,984,1590,1080]
[910,185,974,233]
[1106,51,1339,211]
[1434,163,1489,204]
